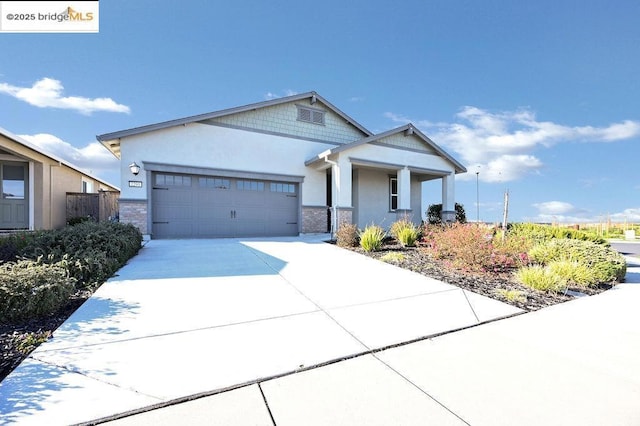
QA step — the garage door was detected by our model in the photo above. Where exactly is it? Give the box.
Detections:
[152,173,299,238]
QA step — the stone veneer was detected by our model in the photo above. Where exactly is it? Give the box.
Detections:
[302,206,329,234]
[119,199,148,235]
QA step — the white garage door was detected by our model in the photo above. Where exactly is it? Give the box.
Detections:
[152,173,299,238]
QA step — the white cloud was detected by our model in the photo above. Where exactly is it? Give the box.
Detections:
[264,90,298,100]
[19,133,118,176]
[386,107,640,182]
[610,208,640,222]
[533,201,579,215]
[0,78,130,115]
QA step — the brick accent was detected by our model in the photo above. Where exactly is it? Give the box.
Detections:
[302,206,329,233]
[336,208,353,228]
[119,199,148,235]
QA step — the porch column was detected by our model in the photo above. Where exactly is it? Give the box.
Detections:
[331,158,353,230]
[397,166,411,212]
[441,172,456,222]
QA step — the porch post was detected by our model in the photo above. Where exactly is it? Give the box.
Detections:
[331,158,353,232]
[441,172,456,222]
[397,166,411,214]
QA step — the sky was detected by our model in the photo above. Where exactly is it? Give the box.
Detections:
[1,0,639,224]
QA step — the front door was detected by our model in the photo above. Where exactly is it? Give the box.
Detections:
[0,162,28,229]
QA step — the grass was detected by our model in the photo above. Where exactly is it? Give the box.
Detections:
[380,252,405,263]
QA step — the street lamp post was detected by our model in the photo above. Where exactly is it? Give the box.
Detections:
[476,171,480,224]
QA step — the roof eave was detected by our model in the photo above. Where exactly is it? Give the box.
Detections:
[96,91,373,143]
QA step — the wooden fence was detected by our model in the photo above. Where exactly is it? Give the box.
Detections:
[66,191,119,223]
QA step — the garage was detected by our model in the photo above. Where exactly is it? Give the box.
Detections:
[151,172,299,238]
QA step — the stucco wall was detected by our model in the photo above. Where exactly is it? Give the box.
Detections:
[353,168,423,228]
[120,123,332,206]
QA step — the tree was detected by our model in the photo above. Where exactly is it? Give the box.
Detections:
[426,203,467,224]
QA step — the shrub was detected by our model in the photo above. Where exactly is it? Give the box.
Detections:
[423,224,530,273]
[426,203,467,224]
[390,219,419,247]
[516,265,567,292]
[528,239,626,284]
[380,252,405,263]
[547,260,599,288]
[0,258,76,324]
[0,232,34,263]
[495,289,526,303]
[359,224,386,252]
[508,223,607,245]
[67,216,96,226]
[336,223,359,248]
[18,222,143,289]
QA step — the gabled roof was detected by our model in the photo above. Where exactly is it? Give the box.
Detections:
[0,126,119,190]
[97,91,373,158]
[305,123,467,173]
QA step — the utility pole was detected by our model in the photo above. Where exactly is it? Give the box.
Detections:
[502,189,509,240]
[476,171,480,224]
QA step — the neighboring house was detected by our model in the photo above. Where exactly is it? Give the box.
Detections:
[0,127,119,230]
[97,92,466,239]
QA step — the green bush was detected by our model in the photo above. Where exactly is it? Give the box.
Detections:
[0,232,34,263]
[528,239,626,284]
[516,265,567,292]
[426,203,467,224]
[0,258,76,324]
[547,260,599,288]
[359,224,386,252]
[509,223,607,245]
[336,223,359,248]
[18,222,143,289]
[380,252,405,263]
[390,219,419,247]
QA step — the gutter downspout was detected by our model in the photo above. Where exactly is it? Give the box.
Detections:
[323,156,339,237]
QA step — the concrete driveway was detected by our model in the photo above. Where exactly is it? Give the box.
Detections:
[0,235,521,425]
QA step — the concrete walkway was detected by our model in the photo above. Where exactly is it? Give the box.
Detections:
[0,236,521,425]
[108,255,640,426]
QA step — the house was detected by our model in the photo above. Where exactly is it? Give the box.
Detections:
[0,127,119,230]
[97,92,466,239]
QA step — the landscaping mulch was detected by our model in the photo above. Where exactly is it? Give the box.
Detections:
[353,242,612,312]
[0,293,90,382]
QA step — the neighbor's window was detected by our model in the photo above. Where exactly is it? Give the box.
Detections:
[82,179,93,193]
[297,106,325,125]
[389,177,398,211]
[2,165,25,200]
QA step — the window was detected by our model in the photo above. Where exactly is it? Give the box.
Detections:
[237,180,264,191]
[389,177,398,211]
[2,165,25,200]
[82,179,93,193]
[270,182,295,193]
[199,177,230,189]
[297,106,325,125]
[155,174,191,186]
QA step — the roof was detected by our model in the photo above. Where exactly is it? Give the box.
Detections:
[96,91,373,158]
[305,123,467,174]
[0,126,120,191]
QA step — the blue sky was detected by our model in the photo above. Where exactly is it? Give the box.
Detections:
[1,0,639,224]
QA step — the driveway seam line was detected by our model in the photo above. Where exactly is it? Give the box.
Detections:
[258,382,278,426]
[36,309,322,352]
[371,353,472,425]
[461,289,481,323]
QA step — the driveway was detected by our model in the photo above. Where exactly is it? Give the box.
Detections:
[0,235,521,425]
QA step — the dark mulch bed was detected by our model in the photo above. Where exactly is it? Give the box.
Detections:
[0,293,90,382]
[351,241,612,312]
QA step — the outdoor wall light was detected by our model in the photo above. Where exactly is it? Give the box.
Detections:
[129,162,141,176]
